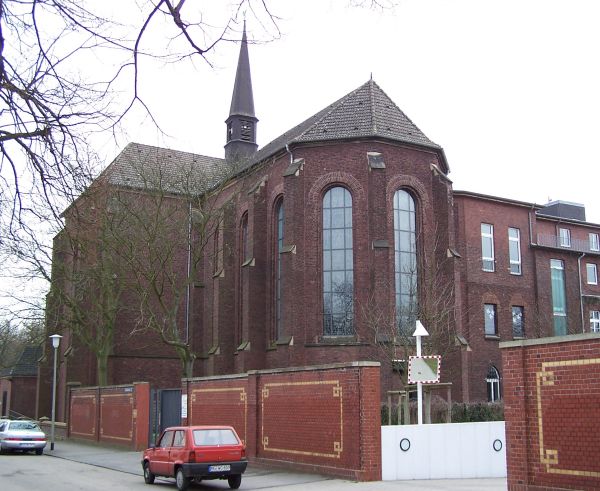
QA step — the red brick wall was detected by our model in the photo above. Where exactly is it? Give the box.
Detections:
[68,382,149,450]
[183,362,381,481]
[501,334,600,491]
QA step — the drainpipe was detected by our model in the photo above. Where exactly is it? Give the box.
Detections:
[578,252,586,333]
[528,205,535,246]
[185,200,192,344]
[285,144,293,164]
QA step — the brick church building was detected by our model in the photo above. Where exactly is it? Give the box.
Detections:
[39,27,600,421]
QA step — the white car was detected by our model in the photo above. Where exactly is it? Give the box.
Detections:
[0,420,47,455]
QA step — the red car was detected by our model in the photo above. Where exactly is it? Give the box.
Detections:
[142,425,247,490]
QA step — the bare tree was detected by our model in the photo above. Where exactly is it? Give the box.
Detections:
[95,148,245,379]
[43,184,130,386]
[0,318,44,370]
[0,0,280,233]
[361,229,457,387]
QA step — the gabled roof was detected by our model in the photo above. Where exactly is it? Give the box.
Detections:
[103,143,227,195]
[99,80,446,196]
[248,79,446,171]
[1,346,41,378]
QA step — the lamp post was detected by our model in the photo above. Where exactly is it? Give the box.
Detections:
[49,334,62,451]
[412,320,429,425]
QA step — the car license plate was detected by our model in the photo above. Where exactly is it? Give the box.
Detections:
[208,465,230,472]
[21,443,34,447]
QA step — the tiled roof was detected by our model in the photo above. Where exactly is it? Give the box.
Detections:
[102,80,444,193]
[103,143,227,195]
[1,346,42,378]
[248,79,442,169]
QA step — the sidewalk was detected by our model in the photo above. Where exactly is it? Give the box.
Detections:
[45,439,142,475]
[45,439,508,490]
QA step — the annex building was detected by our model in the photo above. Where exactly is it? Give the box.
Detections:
[38,27,600,422]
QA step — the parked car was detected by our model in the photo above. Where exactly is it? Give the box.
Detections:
[0,420,47,455]
[142,425,247,490]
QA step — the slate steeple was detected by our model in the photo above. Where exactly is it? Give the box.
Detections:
[225,22,258,162]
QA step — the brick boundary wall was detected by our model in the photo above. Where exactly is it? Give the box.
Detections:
[68,382,149,450]
[182,361,381,481]
[501,333,600,491]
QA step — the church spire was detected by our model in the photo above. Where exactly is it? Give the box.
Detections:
[225,21,258,162]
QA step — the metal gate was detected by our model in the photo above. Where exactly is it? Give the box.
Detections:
[149,388,182,446]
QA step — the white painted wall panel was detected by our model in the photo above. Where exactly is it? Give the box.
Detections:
[381,422,506,480]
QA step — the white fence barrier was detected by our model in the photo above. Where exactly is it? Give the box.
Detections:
[381,421,506,480]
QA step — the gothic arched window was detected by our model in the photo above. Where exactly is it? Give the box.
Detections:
[393,189,417,335]
[274,199,284,338]
[322,186,354,336]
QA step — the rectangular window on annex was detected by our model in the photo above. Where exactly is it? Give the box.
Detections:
[591,311,600,333]
[590,233,600,252]
[481,223,495,272]
[559,228,571,248]
[484,303,497,336]
[512,306,524,338]
[508,227,522,275]
[587,263,598,285]
[550,259,567,336]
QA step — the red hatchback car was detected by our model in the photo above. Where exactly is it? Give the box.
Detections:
[142,425,248,490]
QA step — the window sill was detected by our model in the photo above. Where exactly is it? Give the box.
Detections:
[306,336,370,347]
[485,335,501,340]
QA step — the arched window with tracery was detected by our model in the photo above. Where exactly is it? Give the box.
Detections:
[322,186,354,336]
[274,199,284,339]
[393,189,417,335]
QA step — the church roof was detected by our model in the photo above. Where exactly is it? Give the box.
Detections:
[1,345,41,378]
[103,143,226,195]
[249,79,443,169]
[100,80,446,196]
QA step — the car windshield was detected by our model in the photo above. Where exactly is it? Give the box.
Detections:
[193,429,239,446]
[9,421,41,431]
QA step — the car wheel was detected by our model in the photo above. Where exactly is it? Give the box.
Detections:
[143,461,155,484]
[228,474,242,489]
[35,448,43,455]
[175,467,190,491]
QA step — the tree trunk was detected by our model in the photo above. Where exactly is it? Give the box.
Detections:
[97,354,109,386]
[183,354,195,379]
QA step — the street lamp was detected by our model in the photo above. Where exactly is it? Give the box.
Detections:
[49,334,62,451]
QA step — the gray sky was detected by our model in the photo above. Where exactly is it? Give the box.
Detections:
[106,0,600,223]
[3,0,600,323]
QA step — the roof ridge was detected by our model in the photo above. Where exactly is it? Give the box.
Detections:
[369,79,377,134]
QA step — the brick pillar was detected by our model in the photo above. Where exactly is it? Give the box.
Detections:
[359,365,382,481]
[246,370,258,459]
[133,382,150,450]
[501,345,529,489]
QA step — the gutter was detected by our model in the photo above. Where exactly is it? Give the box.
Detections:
[578,252,586,333]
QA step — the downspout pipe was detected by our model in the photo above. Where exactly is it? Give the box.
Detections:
[285,144,293,164]
[185,200,192,344]
[578,252,586,333]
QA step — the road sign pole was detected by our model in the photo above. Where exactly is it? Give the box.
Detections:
[412,321,429,426]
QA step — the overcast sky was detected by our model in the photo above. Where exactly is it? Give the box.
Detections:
[103,0,600,223]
